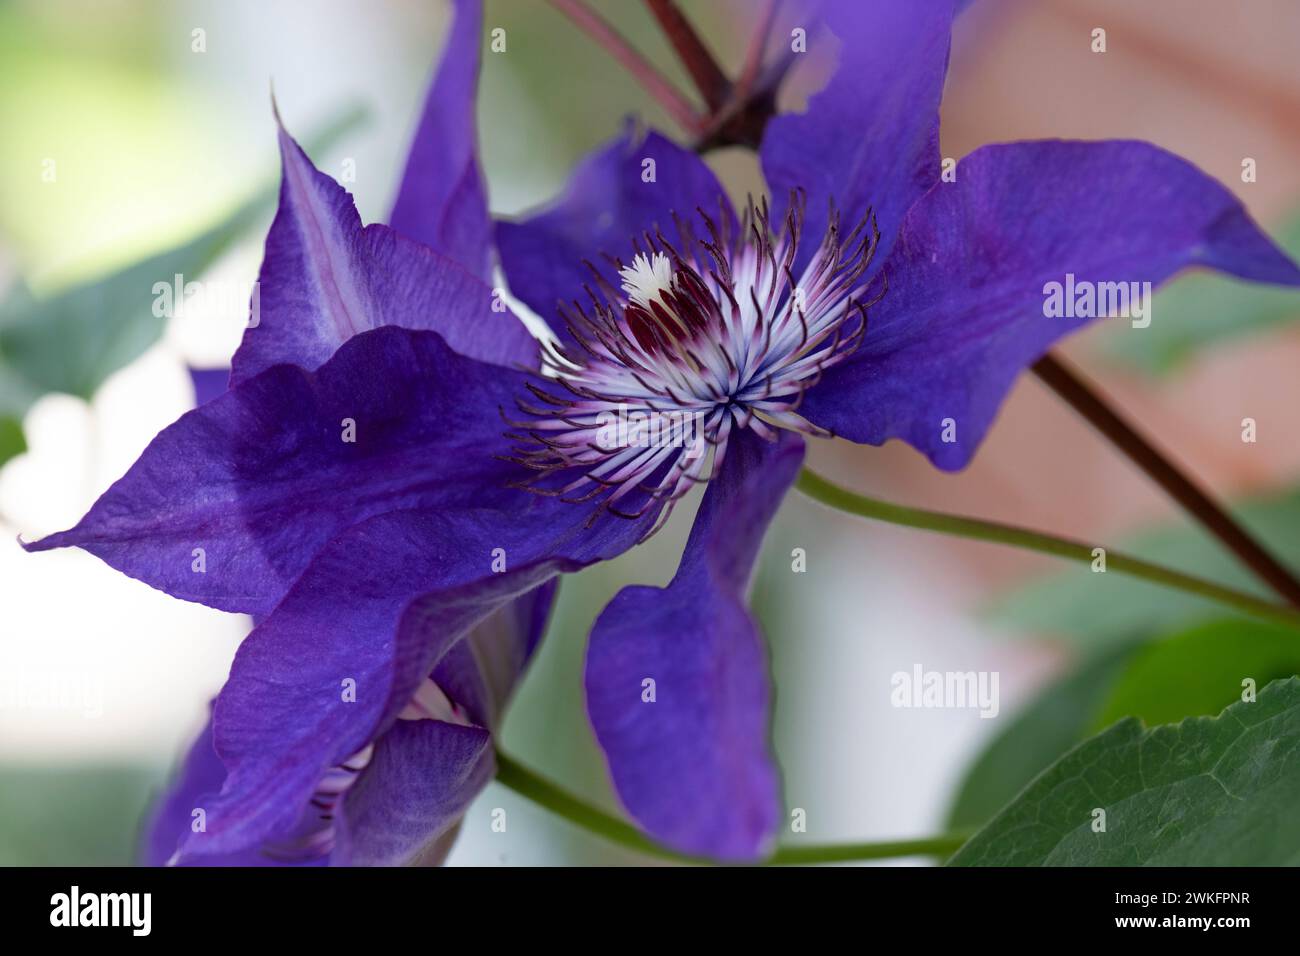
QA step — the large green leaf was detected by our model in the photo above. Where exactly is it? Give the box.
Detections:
[949,618,1300,831]
[1101,208,1300,374]
[949,677,1300,866]
[1092,617,1300,730]
[989,487,1300,648]
[0,103,367,467]
[946,645,1137,830]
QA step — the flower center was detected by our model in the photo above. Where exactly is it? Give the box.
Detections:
[508,196,882,536]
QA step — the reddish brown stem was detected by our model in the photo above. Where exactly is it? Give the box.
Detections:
[693,8,811,152]
[548,0,704,134]
[735,0,781,99]
[644,0,732,112]
[1033,352,1300,609]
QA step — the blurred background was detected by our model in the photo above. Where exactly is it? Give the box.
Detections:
[2,0,1299,865]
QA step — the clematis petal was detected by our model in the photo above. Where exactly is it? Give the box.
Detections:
[496,123,734,345]
[24,327,542,615]
[584,430,804,861]
[800,139,1300,470]
[187,366,228,406]
[339,719,493,867]
[177,497,652,859]
[141,718,324,867]
[761,0,955,269]
[336,580,557,866]
[388,0,492,279]
[431,578,558,732]
[230,116,536,385]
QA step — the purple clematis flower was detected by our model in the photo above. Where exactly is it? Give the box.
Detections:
[25,0,1300,864]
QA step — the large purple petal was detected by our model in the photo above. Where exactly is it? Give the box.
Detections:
[141,718,323,867]
[800,140,1300,470]
[230,116,535,385]
[176,497,651,859]
[25,327,543,615]
[585,430,804,861]
[388,0,492,279]
[339,719,493,867]
[761,0,954,270]
[496,124,734,345]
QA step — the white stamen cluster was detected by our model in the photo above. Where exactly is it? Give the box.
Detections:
[618,252,677,309]
[507,196,883,538]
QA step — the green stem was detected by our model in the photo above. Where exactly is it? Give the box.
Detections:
[769,833,972,865]
[494,749,969,865]
[495,750,689,862]
[795,468,1300,631]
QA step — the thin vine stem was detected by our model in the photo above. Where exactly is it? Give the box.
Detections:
[494,749,971,865]
[644,0,731,111]
[735,0,780,97]
[795,469,1300,632]
[1033,353,1300,609]
[548,0,705,134]
[770,833,973,865]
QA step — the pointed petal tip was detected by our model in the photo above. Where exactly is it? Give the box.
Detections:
[268,86,298,157]
[1238,240,1300,287]
[387,0,491,276]
[18,528,60,553]
[268,94,313,170]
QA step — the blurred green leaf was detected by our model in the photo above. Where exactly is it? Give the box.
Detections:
[0,764,162,866]
[1093,617,1300,731]
[0,222,252,400]
[949,677,1300,866]
[0,103,368,462]
[989,487,1300,649]
[0,414,26,465]
[946,644,1137,830]
[1102,208,1300,374]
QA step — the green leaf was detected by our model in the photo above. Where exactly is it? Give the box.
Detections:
[949,618,1300,832]
[989,487,1300,649]
[0,764,162,866]
[1101,207,1300,374]
[0,414,25,466]
[946,645,1137,830]
[1093,617,1300,731]
[948,677,1300,866]
[0,103,367,432]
